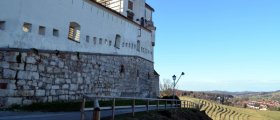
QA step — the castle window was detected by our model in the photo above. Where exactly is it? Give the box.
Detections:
[99,38,102,44]
[114,34,121,49]
[93,37,97,44]
[120,65,125,73]
[138,29,141,37]
[38,26,46,35]
[105,39,108,45]
[53,29,59,37]
[137,70,139,77]
[86,35,90,43]
[68,22,80,42]
[152,42,155,46]
[0,21,5,30]
[109,40,112,46]
[137,40,140,51]
[122,42,125,47]
[23,22,32,32]
[128,1,133,10]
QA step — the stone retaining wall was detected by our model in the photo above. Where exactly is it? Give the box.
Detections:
[0,49,159,106]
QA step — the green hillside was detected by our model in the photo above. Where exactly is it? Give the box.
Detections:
[180,97,280,120]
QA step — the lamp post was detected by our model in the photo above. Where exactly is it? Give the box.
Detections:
[172,72,185,106]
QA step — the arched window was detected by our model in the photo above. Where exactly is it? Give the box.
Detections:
[114,34,121,49]
[137,40,140,52]
[68,22,81,42]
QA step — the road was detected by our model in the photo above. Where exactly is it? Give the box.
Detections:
[0,106,175,120]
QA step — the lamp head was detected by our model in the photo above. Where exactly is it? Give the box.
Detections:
[172,75,176,81]
[181,72,185,76]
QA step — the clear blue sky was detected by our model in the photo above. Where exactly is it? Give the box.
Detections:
[147,0,280,92]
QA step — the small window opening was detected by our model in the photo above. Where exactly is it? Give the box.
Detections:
[23,22,32,32]
[109,40,112,46]
[93,37,97,44]
[138,29,141,37]
[105,39,108,45]
[0,21,5,30]
[128,1,133,10]
[38,26,46,35]
[53,29,59,37]
[86,35,90,43]
[126,43,128,47]
[147,73,150,79]
[0,83,8,89]
[137,40,140,51]
[152,42,155,46]
[99,38,102,44]
[120,65,125,73]
[114,34,121,49]
[122,42,125,47]
[137,70,139,77]
[68,22,81,42]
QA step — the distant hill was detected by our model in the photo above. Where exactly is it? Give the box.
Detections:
[182,90,280,101]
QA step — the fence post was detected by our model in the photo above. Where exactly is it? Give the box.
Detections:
[132,99,135,117]
[157,100,159,111]
[165,100,167,110]
[93,99,100,120]
[112,98,115,120]
[80,98,86,120]
[146,99,149,112]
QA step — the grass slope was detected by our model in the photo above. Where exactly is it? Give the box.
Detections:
[180,97,280,120]
[102,109,212,120]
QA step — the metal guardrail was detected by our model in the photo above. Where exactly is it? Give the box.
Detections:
[80,95,199,120]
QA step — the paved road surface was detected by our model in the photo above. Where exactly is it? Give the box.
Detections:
[0,106,175,120]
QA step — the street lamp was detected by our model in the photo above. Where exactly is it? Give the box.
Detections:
[172,72,185,106]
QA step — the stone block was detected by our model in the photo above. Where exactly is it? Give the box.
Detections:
[38,64,45,72]
[4,52,18,63]
[18,71,39,80]
[46,67,53,73]
[15,90,34,96]
[22,100,32,105]
[6,97,22,106]
[25,64,37,71]
[3,69,16,79]
[52,85,60,90]
[35,90,45,96]
[9,63,24,70]
[70,84,78,91]
[55,78,64,84]
[62,84,69,89]
[26,57,36,64]
[0,90,9,97]
[50,61,57,66]
[48,96,52,102]
[8,84,17,90]
[59,95,67,100]
[0,61,10,69]
[58,61,64,68]
[50,90,56,95]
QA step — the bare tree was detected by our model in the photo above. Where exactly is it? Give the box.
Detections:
[160,79,173,97]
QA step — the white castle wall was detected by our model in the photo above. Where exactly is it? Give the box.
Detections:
[0,0,154,61]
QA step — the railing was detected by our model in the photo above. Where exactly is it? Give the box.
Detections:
[80,95,199,120]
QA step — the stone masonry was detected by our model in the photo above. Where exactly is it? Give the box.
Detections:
[0,49,159,106]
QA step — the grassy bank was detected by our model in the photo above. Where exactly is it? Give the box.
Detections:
[180,96,280,120]
[102,109,212,120]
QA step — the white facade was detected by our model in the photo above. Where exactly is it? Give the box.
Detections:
[0,0,155,61]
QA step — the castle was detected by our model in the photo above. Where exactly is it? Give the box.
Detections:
[0,0,159,106]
